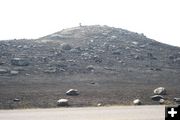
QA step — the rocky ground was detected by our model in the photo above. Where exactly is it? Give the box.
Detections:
[0,25,180,109]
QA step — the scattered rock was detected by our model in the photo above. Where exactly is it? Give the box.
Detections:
[70,48,81,53]
[159,99,165,104]
[150,68,162,71]
[44,67,57,73]
[61,43,72,50]
[57,99,69,106]
[0,61,5,65]
[59,68,66,72]
[25,73,30,76]
[90,82,96,85]
[139,44,146,48]
[17,45,23,48]
[0,68,8,74]
[125,47,130,50]
[13,67,25,71]
[81,52,92,60]
[10,70,19,75]
[50,61,67,69]
[151,95,164,101]
[132,41,138,45]
[174,58,180,64]
[147,53,153,57]
[13,98,20,102]
[90,39,94,43]
[54,52,62,57]
[110,35,117,40]
[104,67,116,71]
[174,98,180,102]
[97,103,102,106]
[133,99,141,105]
[134,55,144,60]
[66,89,79,96]
[169,55,175,60]
[112,49,121,55]
[154,68,162,71]
[92,55,102,63]
[23,45,29,49]
[154,87,166,95]
[86,65,95,71]
[147,53,157,60]
[11,58,29,66]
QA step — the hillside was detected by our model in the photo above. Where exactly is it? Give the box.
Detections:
[0,25,180,109]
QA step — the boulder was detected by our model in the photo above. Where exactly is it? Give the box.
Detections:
[92,55,102,63]
[112,50,121,55]
[151,95,164,101]
[133,99,141,105]
[139,44,147,48]
[11,58,29,66]
[0,68,8,74]
[13,98,20,102]
[147,53,157,60]
[154,68,162,71]
[154,87,166,95]
[132,41,138,45]
[97,103,102,107]
[10,70,19,75]
[23,45,29,49]
[174,58,180,64]
[169,55,175,60]
[81,52,92,60]
[44,67,57,73]
[159,99,165,104]
[66,89,79,96]
[59,68,66,72]
[90,82,96,85]
[25,73,30,76]
[13,67,25,71]
[174,98,180,102]
[57,99,69,106]
[86,65,95,71]
[70,48,81,53]
[110,35,117,40]
[49,34,65,39]
[61,43,72,50]
[0,61,5,65]
[134,55,144,60]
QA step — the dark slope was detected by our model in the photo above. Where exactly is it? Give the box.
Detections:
[0,25,180,109]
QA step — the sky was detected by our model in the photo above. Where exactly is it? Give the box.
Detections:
[0,0,180,47]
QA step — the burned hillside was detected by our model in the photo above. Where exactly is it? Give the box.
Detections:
[0,25,180,109]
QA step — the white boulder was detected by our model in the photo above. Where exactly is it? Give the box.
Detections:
[154,87,166,95]
[66,89,79,96]
[133,99,141,105]
[57,99,69,106]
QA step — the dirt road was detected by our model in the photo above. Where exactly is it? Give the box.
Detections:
[0,105,165,120]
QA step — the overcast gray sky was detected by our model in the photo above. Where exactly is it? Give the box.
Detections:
[0,0,180,47]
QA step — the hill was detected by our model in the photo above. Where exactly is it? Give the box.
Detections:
[0,25,180,109]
